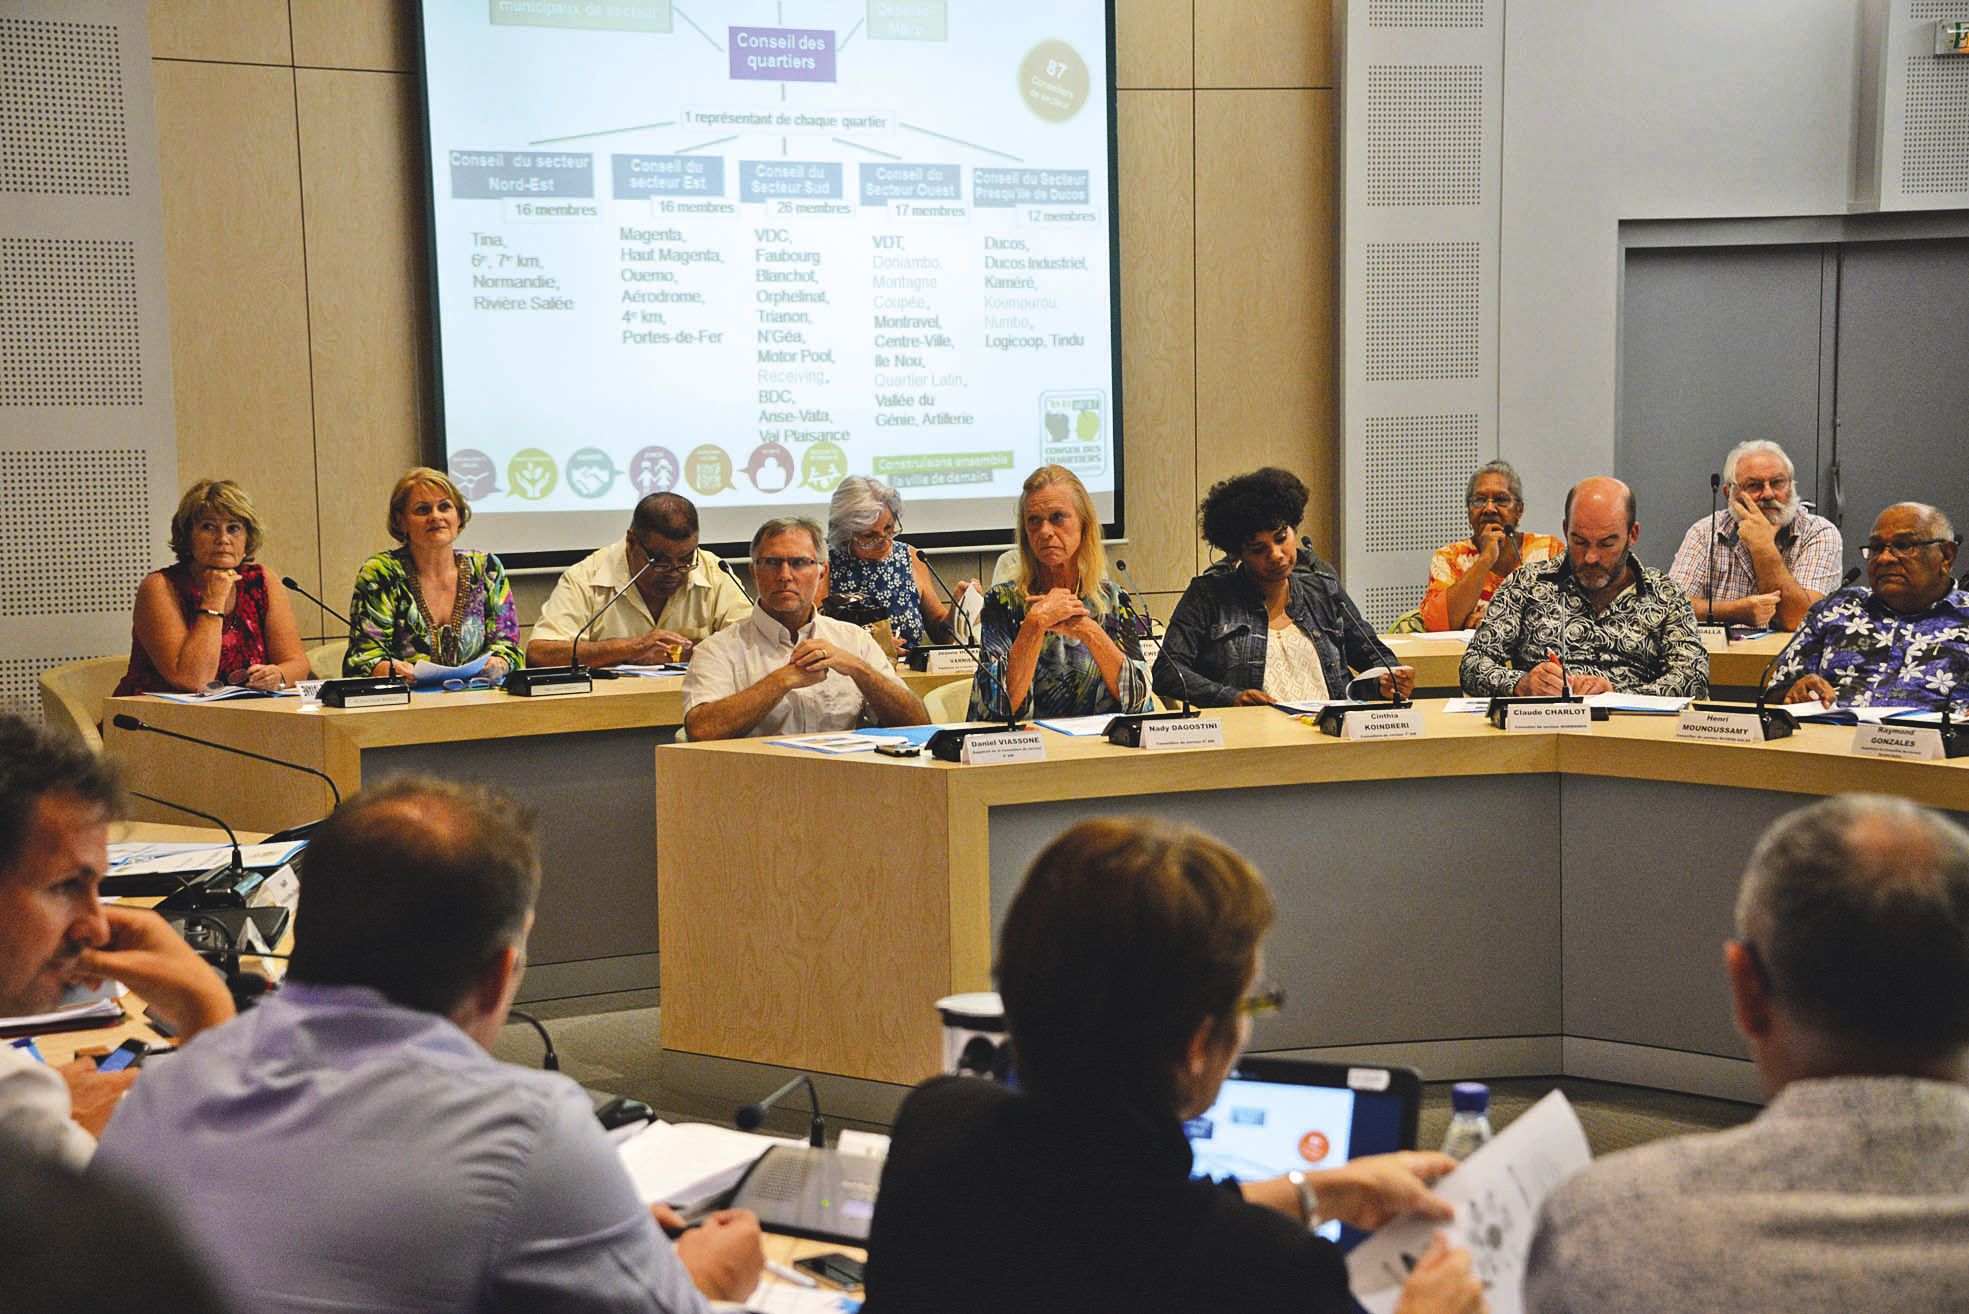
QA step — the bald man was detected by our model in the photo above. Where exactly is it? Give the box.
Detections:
[1525,795,1969,1312]
[1460,476,1707,698]
[1768,502,1968,712]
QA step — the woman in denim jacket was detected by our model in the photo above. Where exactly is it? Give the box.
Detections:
[1153,469,1414,708]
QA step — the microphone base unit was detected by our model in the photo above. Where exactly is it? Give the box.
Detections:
[1485,695,1609,728]
[1103,709,1199,747]
[905,645,980,674]
[926,722,1029,762]
[1880,714,1969,758]
[1689,702,1799,741]
[318,676,410,709]
[502,665,594,697]
[153,862,257,911]
[1314,701,1407,737]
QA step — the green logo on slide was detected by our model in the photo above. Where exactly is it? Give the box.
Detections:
[566,447,621,499]
[508,449,558,500]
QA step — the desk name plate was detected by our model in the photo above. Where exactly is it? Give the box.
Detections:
[1697,624,1730,653]
[1852,723,1947,762]
[1340,707,1424,741]
[1676,707,1770,744]
[1137,717,1225,749]
[921,649,978,674]
[961,729,1046,764]
[1502,702,1592,733]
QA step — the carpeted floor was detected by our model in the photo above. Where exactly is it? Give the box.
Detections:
[494,991,1761,1156]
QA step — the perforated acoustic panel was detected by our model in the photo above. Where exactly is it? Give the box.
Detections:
[1910,0,1958,17]
[1359,583,1425,631]
[0,448,150,616]
[1363,242,1481,381]
[0,650,108,723]
[1367,0,1486,27]
[0,19,128,197]
[1902,56,1969,195]
[1361,415,1479,555]
[1365,66,1483,207]
[0,236,140,405]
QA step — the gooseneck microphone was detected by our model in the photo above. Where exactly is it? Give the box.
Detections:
[126,790,242,874]
[1706,473,1722,623]
[717,554,758,606]
[112,713,341,806]
[569,552,658,679]
[917,554,991,691]
[118,791,258,910]
[1111,558,1185,712]
[736,1073,825,1147]
[280,575,354,630]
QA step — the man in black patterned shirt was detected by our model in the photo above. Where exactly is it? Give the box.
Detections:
[1460,476,1707,698]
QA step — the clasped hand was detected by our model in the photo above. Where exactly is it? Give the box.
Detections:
[1023,589,1091,638]
[783,637,860,687]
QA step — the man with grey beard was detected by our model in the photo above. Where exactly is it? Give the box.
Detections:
[1667,440,1842,630]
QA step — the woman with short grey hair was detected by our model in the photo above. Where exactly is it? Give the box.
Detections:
[824,474,954,652]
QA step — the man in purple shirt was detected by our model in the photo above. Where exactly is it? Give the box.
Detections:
[1771,502,1968,712]
[94,777,762,1314]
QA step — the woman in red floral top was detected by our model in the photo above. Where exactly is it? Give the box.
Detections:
[114,480,312,695]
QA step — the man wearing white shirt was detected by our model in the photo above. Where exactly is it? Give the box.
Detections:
[527,492,750,668]
[0,713,235,1167]
[682,517,927,740]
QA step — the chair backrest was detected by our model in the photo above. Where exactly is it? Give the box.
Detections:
[922,677,974,724]
[38,656,129,753]
[307,640,347,680]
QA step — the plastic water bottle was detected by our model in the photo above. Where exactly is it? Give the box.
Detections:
[1440,1082,1493,1160]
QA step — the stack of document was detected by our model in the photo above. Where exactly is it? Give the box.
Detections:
[0,981,126,1033]
[616,1121,799,1217]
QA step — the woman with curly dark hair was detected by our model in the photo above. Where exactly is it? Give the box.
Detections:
[1152,468,1413,707]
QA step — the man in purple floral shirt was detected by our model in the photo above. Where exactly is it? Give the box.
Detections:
[1771,503,1968,712]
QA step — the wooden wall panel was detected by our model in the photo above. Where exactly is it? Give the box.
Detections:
[1115,0,1193,89]
[289,0,415,72]
[145,7,1343,624]
[1194,90,1337,557]
[294,69,429,621]
[152,60,324,621]
[147,0,290,65]
[1116,91,1199,597]
[1196,0,1332,89]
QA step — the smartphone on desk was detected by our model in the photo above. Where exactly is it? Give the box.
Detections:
[793,1252,866,1290]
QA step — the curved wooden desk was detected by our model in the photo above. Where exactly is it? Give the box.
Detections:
[654,702,1969,1105]
[103,668,966,1000]
[1382,631,1790,694]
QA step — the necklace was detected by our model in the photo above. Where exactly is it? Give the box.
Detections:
[404,553,462,666]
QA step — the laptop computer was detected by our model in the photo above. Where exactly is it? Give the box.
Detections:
[1184,1057,1423,1246]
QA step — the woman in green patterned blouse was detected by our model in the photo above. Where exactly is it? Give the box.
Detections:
[342,467,523,680]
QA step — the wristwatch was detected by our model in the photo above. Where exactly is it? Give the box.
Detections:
[1286,1170,1320,1228]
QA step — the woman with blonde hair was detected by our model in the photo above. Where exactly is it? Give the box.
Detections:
[343,467,522,679]
[115,479,311,694]
[969,464,1150,719]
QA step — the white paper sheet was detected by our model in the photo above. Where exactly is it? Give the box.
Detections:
[613,663,690,678]
[1582,692,1689,714]
[768,733,887,755]
[411,653,491,686]
[109,840,308,875]
[1791,703,1918,724]
[616,1120,797,1214]
[147,685,293,703]
[1443,698,1492,714]
[1034,715,1118,736]
[1347,1090,1590,1314]
[1384,629,1476,643]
